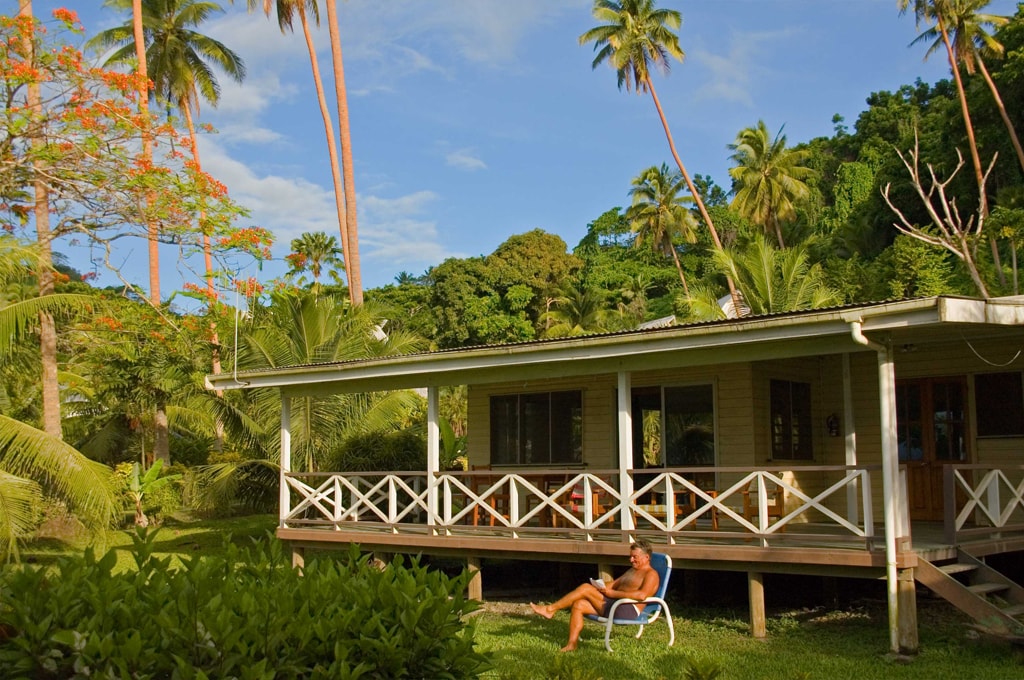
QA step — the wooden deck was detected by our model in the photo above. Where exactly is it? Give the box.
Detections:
[277,464,1024,579]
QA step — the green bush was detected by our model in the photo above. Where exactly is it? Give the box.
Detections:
[329,429,427,472]
[0,530,491,678]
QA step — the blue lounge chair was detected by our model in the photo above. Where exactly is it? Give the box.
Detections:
[584,552,675,652]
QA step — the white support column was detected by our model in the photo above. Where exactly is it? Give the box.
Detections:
[427,386,440,532]
[843,353,859,523]
[617,371,635,533]
[851,322,903,654]
[280,395,291,527]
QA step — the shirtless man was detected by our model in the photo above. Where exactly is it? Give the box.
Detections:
[530,539,659,651]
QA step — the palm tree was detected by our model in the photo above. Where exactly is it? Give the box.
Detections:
[0,237,119,561]
[626,164,697,295]
[190,290,423,511]
[15,1,60,438]
[727,121,815,249]
[684,235,841,320]
[912,1,1023,172]
[248,0,362,306]
[133,0,160,306]
[235,290,423,472]
[540,282,613,338]
[324,0,362,306]
[286,231,345,290]
[579,0,741,314]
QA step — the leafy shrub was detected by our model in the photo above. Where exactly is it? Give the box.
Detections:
[0,530,491,678]
[328,429,427,472]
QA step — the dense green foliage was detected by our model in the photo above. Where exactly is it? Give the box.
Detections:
[0,530,491,678]
[7,2,1024,552]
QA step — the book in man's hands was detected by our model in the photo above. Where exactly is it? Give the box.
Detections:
[589,578,606,589]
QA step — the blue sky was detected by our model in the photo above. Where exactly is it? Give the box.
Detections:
[30,0,1021,295]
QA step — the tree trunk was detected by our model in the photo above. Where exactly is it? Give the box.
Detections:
[940,19,1002,289]
[153,402,170,465]
[664,234,690,296]
[132,0,160,305]
[182,104,224,452]
[18,1,62,439]
[976,56,1024,174]
[644,76,742,315]
[940,20,987,218]
[325,0,362,306]
[298,6,352,299]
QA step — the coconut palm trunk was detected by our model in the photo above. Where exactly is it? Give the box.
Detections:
[17,0,61,439]
[644,75,741,310]
[974,54,1024,175]
[296,4,352,301]
[131,0,161,305]
[663,234,690,296]
[324,0,362,306]
[939,17,987,216]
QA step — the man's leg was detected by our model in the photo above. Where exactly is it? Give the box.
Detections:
[531,583,603,619]
[563,598,601,652]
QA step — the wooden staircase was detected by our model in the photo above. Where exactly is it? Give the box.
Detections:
[916,550,1024,636]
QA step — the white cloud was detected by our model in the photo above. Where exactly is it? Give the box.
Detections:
[200,137,450,271]
[199,139,339,247]
[446,148,487,171]
[337,0,587,81]
[360,192,450,268]
[691,28,800,107]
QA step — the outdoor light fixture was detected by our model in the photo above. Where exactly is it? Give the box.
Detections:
[826,413,840,437]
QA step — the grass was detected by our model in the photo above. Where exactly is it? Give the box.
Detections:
[21,513,278,571]
[16,516,1024,679]
[471,599,1023,679]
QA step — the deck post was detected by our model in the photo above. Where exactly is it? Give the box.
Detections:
[748,572,766,639]
[291,544,304,571]
[842,353,859,524]
[280,395,291,527]
[851,322,903,654]
[617,371,635,533]
[897,568,919,654]
[426,386,440,532]
[467,556,482,601]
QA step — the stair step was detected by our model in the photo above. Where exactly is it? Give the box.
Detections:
[969,582,1010,596]
[1002,603,1024,617]
[940,563,977,576]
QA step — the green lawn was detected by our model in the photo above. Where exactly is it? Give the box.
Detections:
[471,599,1023,679]
[22,513,278,571]
[18,517,1024,679]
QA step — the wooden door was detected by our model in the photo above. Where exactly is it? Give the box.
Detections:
[896,378,969,521]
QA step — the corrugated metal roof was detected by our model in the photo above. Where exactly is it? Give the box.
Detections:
[209,296,955,385]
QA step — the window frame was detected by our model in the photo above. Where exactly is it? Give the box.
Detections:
[489,390,583,466]
[769,379,813,460]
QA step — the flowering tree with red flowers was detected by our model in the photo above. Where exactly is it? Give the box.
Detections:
[1,9,271,460]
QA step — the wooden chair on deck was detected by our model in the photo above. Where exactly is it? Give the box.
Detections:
[546,476,608,528]
[469,465,510,526]
[634,489,718,530]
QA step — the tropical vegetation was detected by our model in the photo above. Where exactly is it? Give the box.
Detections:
[2,0,1024,590]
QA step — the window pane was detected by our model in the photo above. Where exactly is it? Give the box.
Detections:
[770,379,812,460]
[976,372,1024,437]
[550,391,583,463]
[664,385,715,467]
[520,393,550,464]
[792,381,812,459]
[490,396,518,465]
